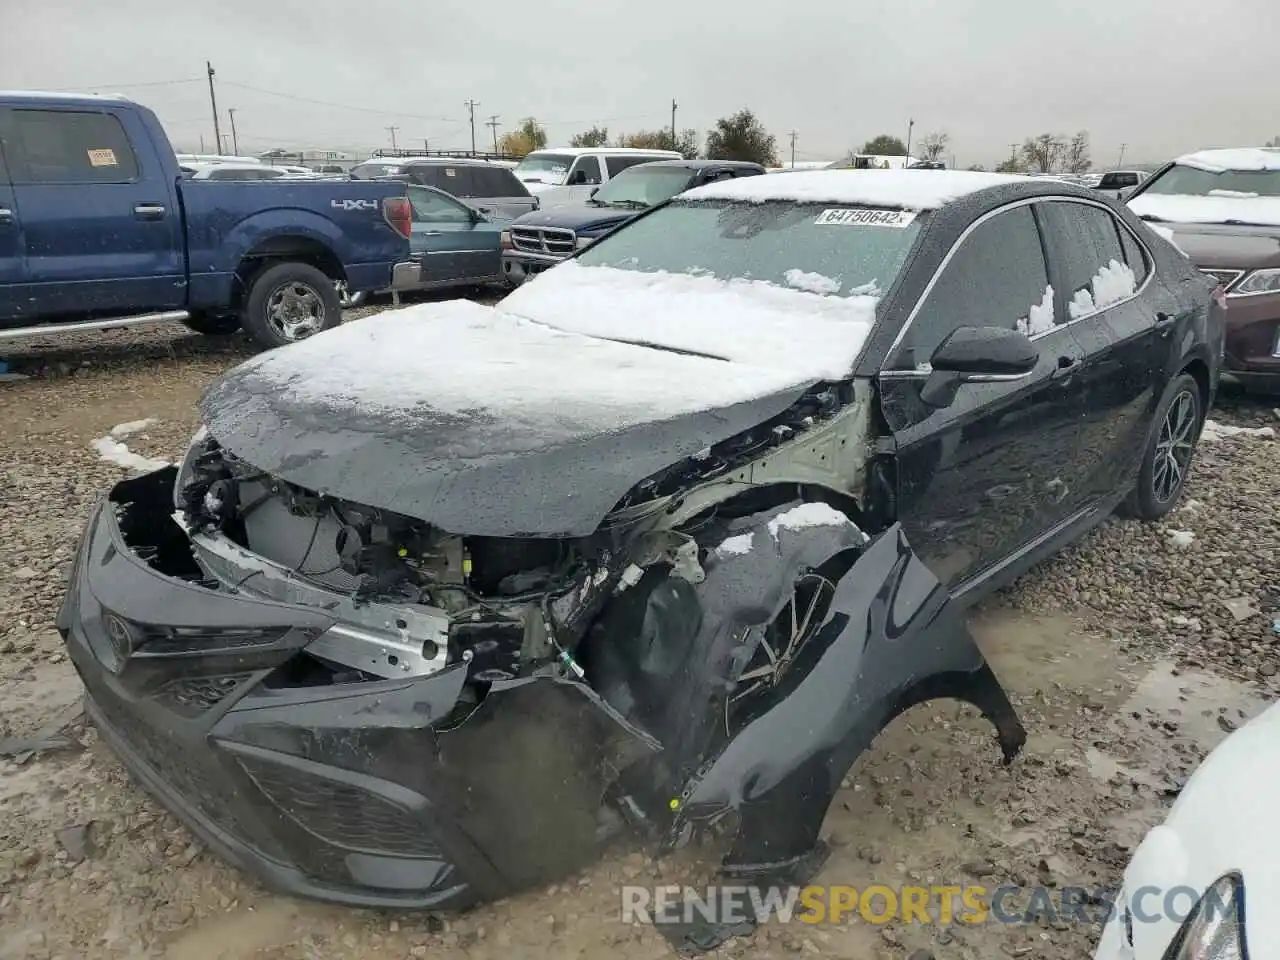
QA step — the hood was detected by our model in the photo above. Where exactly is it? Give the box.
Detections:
[511,205,636,234]
[201,300,828,537]
[1118,699,1280,959]
[1129,194,1280,269]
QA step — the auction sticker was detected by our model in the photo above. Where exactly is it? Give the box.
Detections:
[815,208,916,227]
[87,148,118,167]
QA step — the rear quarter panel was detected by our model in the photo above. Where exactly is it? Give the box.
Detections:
[179,180,409,308]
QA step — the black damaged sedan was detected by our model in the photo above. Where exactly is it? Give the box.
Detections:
[58,171,1222,920]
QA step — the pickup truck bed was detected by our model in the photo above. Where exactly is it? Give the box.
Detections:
[0,92,416,349]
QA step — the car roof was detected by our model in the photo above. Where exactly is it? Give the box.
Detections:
[678,169,1033,210]
[523,147,682,157]
[1171,148,1280,173]
[0,90,132,106]
[629,159,765,171]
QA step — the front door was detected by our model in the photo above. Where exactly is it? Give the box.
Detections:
[1036,200,1164,509]
[878,202,1087,590]
[0,112,27,319]
[5,105,184,316]
[408,187,499,284]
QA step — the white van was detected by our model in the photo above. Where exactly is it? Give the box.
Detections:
[512,147,682,207]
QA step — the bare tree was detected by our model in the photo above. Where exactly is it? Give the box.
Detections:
[1021,134,1067,173]
[919,131,950,162]
[1064,131,1092,173]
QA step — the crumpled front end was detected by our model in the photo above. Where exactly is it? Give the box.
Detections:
[57,468,658,906]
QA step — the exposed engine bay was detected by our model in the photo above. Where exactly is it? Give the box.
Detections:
[172,380,872,686]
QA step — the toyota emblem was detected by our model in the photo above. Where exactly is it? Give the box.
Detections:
[104,614,134,662]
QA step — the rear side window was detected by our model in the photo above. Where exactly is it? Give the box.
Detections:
[1115,222,1150,286]
[467,165,528,198]
[606,155,665,176]
[1039,201,1137,320]
[889,205,1052,370]
[9,109,139,184]
[407,187,472,223]
[406,165,452,191]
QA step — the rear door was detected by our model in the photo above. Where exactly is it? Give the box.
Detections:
[878,202,1088,590]
[408,187,500,283]
[6,105,184,315]
[0,110,27,318]
[1036,199,1163,509]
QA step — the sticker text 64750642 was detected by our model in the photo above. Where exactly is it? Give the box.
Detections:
[815,208,917,228]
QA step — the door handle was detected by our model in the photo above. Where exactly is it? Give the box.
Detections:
[0,207,12,225]
[1051,355,1078,379]
[421,230,444,237]
[1155,311,1175,330]
[134,203,167,220]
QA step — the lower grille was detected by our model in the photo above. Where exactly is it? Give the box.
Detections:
[153,674,251,717]
[235,754,440,858]
[511,226,575,256]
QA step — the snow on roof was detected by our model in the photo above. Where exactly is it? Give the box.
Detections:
[1174,148,1280,173]
[679,169,1028,210]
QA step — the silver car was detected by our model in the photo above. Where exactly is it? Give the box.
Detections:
[350,157,537,223]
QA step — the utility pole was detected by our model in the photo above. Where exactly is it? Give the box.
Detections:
[905,118,915,162]
[206,61,222,155]
[789,130,798,169]
[423,138,429,154]
[486,115,500,153]
[386,126,399,151]
[227,108,239,156]
[464,99,480,156]
[1117,143,1127,166]
[670,98,678,145]
[1009,143,1019,168]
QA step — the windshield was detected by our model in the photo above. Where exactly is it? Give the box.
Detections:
[575,200,922,298]
[1143,164,1280,199]
[350,161,402,179]
[592,166,694,207]
[514,153,572,185]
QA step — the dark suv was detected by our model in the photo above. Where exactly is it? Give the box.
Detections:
[501,159,765,284]
[351,157,537,222]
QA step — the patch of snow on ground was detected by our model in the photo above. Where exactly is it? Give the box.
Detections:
[1068,259,1136,320]
[1180,499,1204,513]
[783,268,841,296]
[1017,285,1056,336]
[91,436,170,473]
[678,169,1026,210]
[108,418,157,441]
[1167,530,1196,549]
[766,502,851,539]
[1201,419,1277,442]
[715,533,755,557]
[503,261,878,381]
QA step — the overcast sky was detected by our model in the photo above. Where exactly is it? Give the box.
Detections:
[3,0,1274,168]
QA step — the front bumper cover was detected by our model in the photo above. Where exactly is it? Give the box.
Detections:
[57,471,655,907]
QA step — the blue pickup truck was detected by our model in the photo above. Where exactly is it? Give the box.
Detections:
[0,92,415,349]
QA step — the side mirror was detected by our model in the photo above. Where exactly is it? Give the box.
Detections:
[921,326,1039,408]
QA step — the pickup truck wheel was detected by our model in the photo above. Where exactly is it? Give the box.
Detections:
[242,263,341,349]
[181,313,241,336]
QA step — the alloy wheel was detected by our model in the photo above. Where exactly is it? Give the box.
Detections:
[265,282,326,341]
[1152,389,1197,504]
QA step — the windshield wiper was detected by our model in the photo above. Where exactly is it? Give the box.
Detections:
[591,335,728,361]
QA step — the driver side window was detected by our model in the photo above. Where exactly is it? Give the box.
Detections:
[568,156,602,185]
[888,205,1053,371]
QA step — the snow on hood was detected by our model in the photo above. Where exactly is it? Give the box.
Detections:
[1116,700,1280,959]
[1174,148,1280,173]
[1128,192,1280,228]
[500,261,877,378]
[678,169,1026,210]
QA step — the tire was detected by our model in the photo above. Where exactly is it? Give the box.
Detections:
[1123,372,1203,521]
[181,313,241,336]
[241,262,342,349]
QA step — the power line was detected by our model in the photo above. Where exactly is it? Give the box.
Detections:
[47,77,204,92]
[220,80,461,122]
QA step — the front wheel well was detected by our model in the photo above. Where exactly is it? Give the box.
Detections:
[233,237,345,311]
[1180,357,1211,408]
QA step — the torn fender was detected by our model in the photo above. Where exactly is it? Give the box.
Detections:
[675,523,1025,874]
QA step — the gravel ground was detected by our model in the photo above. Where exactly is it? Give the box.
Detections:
[0,315,1277,959]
